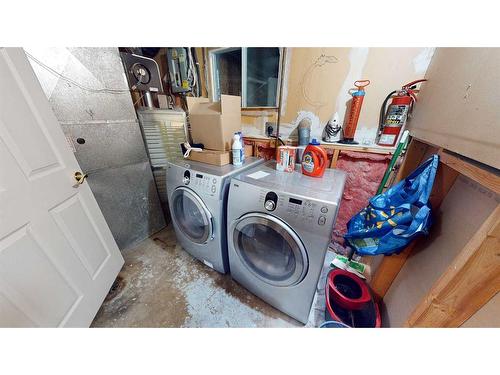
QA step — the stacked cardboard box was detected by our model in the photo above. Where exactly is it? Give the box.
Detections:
[186,95,242,166]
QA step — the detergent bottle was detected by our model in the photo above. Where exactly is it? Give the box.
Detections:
[301,139,327,177]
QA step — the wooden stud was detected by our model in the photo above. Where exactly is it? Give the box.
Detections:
[405,204,500,327]
[329,149,340,168]
[370,245,415,300]
[393,139,429,183]
[370,139,459,299]
[370,139,429,298]
[438,150,500,195]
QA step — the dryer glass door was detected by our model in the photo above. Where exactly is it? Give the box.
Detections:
[232,213,308,287]
[171,187,213,244]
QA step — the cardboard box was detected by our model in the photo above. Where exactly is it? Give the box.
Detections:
[187,149,231,166]
[187,95,242,151]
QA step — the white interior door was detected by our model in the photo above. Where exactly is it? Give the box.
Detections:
[0,48,124,327]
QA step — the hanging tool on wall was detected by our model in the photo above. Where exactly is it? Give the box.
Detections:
[376,79,427,147]
[339,80,370,144]
[376,130,410,194]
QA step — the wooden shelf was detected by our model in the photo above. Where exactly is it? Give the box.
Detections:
[369,136,499,327]
[243,136,395,155]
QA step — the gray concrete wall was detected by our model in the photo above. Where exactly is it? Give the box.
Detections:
[27,47,166,250]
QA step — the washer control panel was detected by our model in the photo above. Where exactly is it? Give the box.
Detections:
[258,189,333,227]
[185,170,218,195]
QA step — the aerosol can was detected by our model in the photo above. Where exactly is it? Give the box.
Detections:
[339,80,370,144]
[377,79,427,147]
[323,112,342,142]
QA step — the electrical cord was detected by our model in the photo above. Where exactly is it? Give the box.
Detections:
[26,52,130,94]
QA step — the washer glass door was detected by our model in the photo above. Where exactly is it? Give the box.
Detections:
[171,187,213,244]
[232,213,308,287]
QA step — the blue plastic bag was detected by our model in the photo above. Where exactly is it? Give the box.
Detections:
[344,155,439,256]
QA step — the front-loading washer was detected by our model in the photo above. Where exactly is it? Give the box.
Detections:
[166,157,265,274]
[226,161,346,323]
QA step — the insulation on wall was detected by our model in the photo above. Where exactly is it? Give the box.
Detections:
[27,47,166,250]
[331,151,391,245]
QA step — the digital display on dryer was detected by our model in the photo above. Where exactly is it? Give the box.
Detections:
[289,198,302,205]
[196,173,203,178]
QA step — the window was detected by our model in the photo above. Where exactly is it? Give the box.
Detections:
[210,48,281,108]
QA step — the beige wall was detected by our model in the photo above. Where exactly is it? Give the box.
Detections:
[408,48,500,169]
[280,47,433,138]
[241,47,434,140]
[198,47,434,140]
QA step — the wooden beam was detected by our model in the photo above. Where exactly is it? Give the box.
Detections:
[438,150,500,195]
[370,139,431,298]
[370,245,415,300]
[392,139,429,184]
[405,205,500,327]
[329,149,340,168]
[371,162,459,300]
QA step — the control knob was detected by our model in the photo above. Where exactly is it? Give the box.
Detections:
[183,170,191,185]
[264,200,276,211]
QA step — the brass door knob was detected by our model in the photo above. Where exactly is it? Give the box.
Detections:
[74,171,88,185]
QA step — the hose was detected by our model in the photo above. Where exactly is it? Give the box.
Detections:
[378,90,397,136]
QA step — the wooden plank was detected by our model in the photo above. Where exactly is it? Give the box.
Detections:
[370,138,431,298]
[329,149,340,168]
[321,143,395,155]
[427,162,460,208]
[438,150,500,194]
[370,245,415,300]
[393,138,429,183]
[370,140,459,299]
[405,204,500,327]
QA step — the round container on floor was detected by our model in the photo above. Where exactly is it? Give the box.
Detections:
[327,268,371,310]
[319,320,350,328]
[325,268,381,328]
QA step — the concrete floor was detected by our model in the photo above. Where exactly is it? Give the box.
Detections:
[91,225,316,328]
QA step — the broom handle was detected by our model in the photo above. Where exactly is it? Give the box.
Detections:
[376,130,410,195]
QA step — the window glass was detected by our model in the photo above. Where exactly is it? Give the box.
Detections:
[245,47,280,107]
[213,48,242,98]
[211,48,280,108]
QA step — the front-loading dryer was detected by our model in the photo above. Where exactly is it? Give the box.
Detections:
[226,161,346,323]
[166,157,264,273]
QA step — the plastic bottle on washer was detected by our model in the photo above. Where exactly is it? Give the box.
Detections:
[232,133,243,166]
[237,131,245,162]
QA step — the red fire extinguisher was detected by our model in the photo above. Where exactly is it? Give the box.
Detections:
[377,79,427,147]
[339,80,370,144]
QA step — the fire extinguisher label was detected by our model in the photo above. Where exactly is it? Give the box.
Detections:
[378,134,397,145]
[385,105,409,127]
